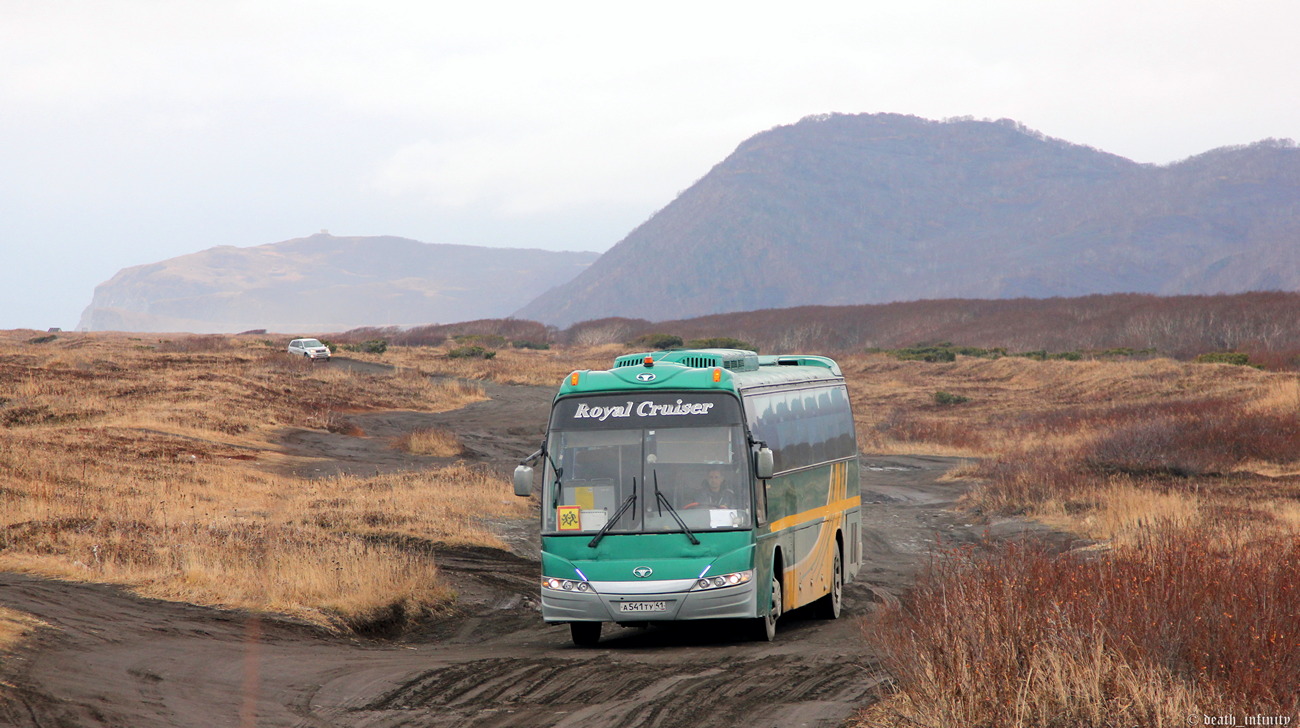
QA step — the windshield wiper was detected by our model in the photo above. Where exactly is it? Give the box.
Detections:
[589,477,637,548]
[653,470,700,545]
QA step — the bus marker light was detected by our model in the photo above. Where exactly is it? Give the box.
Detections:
[644,356,654,367]
[569,372,580,386]
[712,368,722,382]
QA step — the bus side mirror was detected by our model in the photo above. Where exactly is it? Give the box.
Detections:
[755,447,774,480]
[513,465,534,497]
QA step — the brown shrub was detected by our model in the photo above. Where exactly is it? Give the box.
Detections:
[336,318,553,348]
[1084,402,1300,477]
[861,535,1300,727]
[155,335,235,353]
[875,407,989,452]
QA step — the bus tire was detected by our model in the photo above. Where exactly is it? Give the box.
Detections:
[815,547,843,620]
[570,621,601,647]
[753,572,782,642]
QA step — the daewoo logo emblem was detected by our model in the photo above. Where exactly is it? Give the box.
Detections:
[632,566,653,578]
[635,372,656,382]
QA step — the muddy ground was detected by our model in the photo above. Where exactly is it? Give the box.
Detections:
[0,358,1049,728]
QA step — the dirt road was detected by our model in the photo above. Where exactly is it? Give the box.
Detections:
[0,361,999,728]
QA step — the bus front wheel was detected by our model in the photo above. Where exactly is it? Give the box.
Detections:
[570,621,601,647]
[753,573,782,641]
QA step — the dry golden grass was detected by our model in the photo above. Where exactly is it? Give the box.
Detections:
[0,607,47,655]
[338,342,619,387]
[1032,482,1202,546]
[0,331,525,634]
[395,427,464,457]
[859,636,1201,728]
[839,353,1278,459]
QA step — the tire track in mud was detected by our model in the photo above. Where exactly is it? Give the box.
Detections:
[0,364,981,728]
[344,653,883,728]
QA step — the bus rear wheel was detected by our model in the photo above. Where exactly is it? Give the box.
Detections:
[815,548,843,619]
[753,573,782,641]
[570,621,601,647]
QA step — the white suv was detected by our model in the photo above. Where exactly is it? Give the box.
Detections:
[287,338,331,361]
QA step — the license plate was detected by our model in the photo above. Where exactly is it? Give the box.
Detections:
[619,601,668,613]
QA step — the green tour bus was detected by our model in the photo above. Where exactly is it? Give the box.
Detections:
[513,348,862,646]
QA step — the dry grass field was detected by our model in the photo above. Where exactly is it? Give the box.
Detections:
[842,353,1300,726]
[3,331,1297,724]
[0,331,527,637]
[338,340,619,386]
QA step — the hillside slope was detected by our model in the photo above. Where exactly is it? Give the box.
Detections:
[516,113,1300,326]
[79,233,598,333]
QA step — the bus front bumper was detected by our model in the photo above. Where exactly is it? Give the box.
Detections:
[542,578,758,623]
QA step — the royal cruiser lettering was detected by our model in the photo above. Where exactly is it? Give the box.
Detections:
[572,402,635,421]
[636,399,715,417]
[572,399,716,420]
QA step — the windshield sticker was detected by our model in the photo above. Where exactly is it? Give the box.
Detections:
[557,505,582,531]
[572,400,716,422]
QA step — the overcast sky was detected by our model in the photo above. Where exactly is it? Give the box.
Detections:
[3,0,1297,331]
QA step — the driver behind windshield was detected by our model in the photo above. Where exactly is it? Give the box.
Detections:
[692,468,737,509]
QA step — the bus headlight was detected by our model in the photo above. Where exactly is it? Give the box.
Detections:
[692,570,752,591]
[544,577,592,592]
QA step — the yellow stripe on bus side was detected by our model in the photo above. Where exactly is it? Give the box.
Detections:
[768,495,860,533]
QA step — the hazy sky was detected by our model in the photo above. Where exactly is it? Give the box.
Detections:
[3,0,1297,330]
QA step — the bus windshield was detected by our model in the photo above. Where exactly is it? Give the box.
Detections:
[542,393,750,535]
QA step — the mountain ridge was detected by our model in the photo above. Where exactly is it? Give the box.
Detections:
[79,233,598,333]
[515,113,1300,326]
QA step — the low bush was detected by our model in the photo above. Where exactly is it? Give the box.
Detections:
[1195,351,1252,366]
[891,346,956,362]
[342,339,387,355]
[887,344,1092,363]
[511,340,550,350]
[453,334,507,348]
[932,391,969,406]
[685,336,756,351]
[447,345,495,360]
[1098,347,1156,358]
[631,333,684,350]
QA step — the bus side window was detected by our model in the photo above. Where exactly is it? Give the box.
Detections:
[789,394,811,470]
[811,390,831,463]
[772,396,790,471]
